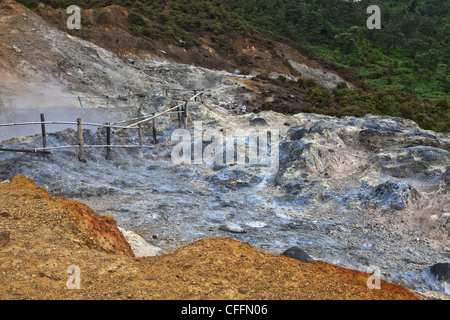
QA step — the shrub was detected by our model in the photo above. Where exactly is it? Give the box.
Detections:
[210,34,237,55]
[305,79,317,87]
[236,54,253,66]
[307,87,323,100]
[336,82,348,89]
[297,78,306,89]
[128,12,147,27]
[256,73,270,80]
[277,75,287,83]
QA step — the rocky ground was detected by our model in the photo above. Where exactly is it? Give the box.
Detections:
[0,0,349,139]
[0,0,449,300]
[0,175,421,300]
[0,100,449,299]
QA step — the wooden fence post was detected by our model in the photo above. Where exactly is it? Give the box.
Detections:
[78,96,84,109]
[183,101,188,129]
[40,113,47,149]
[152,115,157,144]
[105,123,112,160]
[77,118,85,162]
[137,123,143,158]
[177,107,182,128]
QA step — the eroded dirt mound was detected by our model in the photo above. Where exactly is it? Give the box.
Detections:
[0,175,134,257]
[0,175,420,299]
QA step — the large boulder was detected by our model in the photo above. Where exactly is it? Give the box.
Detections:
[249,116,268,126]
[281,246,313,263]
[430,263,450,282]
[369,146,449,184]
[358,180,416,213]
[425,263,450,296]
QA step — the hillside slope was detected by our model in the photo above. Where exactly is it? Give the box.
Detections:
[0,0,350,126]
[12,0,450,132]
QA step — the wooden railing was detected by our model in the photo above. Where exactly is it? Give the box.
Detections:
[0,90,204,162]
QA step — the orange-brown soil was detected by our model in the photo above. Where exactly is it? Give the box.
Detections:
[0,175,421,300]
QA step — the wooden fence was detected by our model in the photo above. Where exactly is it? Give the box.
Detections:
[0,90,204,162]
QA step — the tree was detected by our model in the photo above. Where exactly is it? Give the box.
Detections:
[334,32,357,54]
[415,49,440,71]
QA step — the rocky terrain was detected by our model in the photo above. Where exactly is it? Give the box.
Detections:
[1,100,449,299]
[0,0,352,136]
[0,0,449,300]
[0,175,421,300]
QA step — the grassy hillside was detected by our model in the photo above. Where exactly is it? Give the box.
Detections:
[18,0,449,132]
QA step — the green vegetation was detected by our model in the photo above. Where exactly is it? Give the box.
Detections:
[254,74,449,132]
[18,0,449,132]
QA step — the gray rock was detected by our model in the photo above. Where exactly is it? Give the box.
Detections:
[426,263,450,296]
[424,150,438,161]
[430,263,450,282]
[286,126,308,140]
[281,246,313,263]
[359,180,413,213]
[206,169,263,189]
[250,117,268,126]
[309,124,323,134]
[371,147,449,182]
[219,222,246,234]
[212,164,228,172]
[360,243,374,250]
[12,45,21,53]
[442,168,450,185]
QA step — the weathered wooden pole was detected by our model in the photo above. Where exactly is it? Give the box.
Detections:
[183,101,188,129]
[105,123,112,160]
[137,123,144,158]
[0,148,50,154]
[78,96,84,108]
[77,118,85,162]
[177,106,182,128]
[40,113,47,149]
[152,115,157,144]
